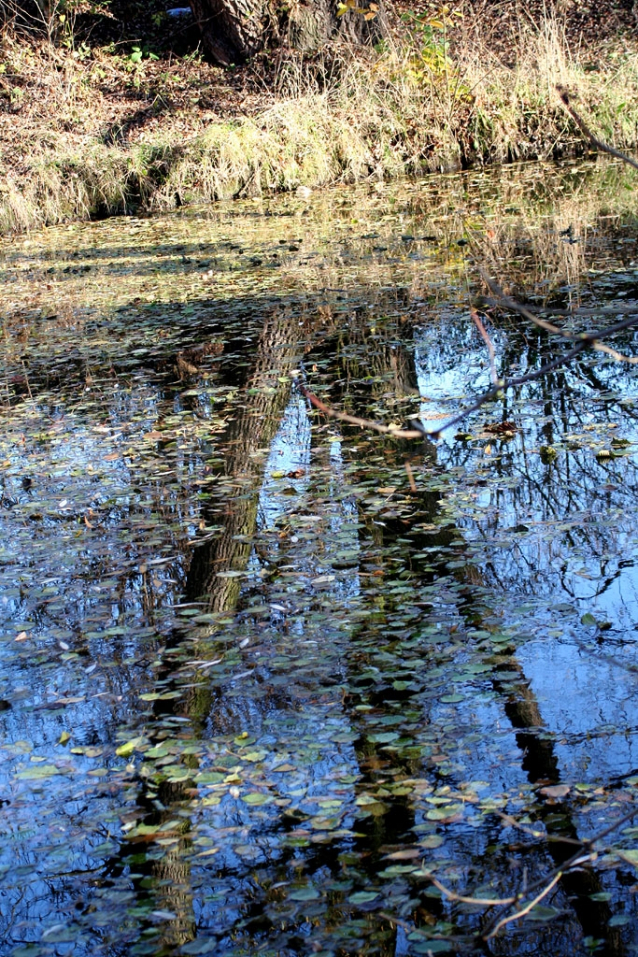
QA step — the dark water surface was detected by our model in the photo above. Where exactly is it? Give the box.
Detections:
[2,159,638,956]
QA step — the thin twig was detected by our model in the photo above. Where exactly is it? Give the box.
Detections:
[478,268,568,338]
[429,338,588,437]
[578,804,638,847]
[490,300,638,320]
[484,872,563,940]
[20,360,33,400]
[404,460,418,492]
[294,376,430,440]
[593,341,638,364]
[429,875,516,907]
[482,271,638,345]
[470,309,498,385]
[295,277,638,442]
[557,85,638,171]
[481,806,638,939]
[496,811,583,847]
[429,285,638,436]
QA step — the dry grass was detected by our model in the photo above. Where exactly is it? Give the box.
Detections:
[2,3,638,235]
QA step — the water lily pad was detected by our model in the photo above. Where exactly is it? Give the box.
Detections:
[367,732,399,743]
[289,886,321,901]
[16,764,62,780]
[180,941,218,955]
[527,905,561,922]
[348,891,379,904]
[411,942,452,954]
[196,771,225,784]
[241,792,272,806]
[609,914,631,927]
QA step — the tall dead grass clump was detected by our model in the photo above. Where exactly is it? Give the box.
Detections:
[451,3,638,164]
[0,144,162,234]
[156,46,461,208]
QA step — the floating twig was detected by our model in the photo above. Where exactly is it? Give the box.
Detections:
[429,874,517,908]
[294,373,429,440]
[484,872,563,940]
[480,804,638,939]
[404,459,418,492]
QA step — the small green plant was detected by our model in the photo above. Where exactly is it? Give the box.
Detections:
[401,4,463,80]
[72,41,92,61]
[182,46,204,64]
[128,45,159,66]
[125,44,159,87]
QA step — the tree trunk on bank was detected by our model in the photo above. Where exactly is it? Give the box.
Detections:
[189,0,386,66]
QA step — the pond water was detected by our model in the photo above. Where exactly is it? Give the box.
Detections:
[3,158,638,956]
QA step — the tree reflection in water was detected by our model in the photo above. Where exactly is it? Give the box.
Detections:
[3,161,638,955]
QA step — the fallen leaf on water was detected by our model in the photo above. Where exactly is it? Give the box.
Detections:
[540,784,570,799]
[289,887,320,901]
[384,848,421,860]
[116,736,146,758]
[485,420,518,434]
[349,891,379,904]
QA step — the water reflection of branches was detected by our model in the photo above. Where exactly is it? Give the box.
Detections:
[301,299,638,440]
[478,805,638,941]
[438,304,638,437]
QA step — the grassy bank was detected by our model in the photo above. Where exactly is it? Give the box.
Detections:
[2,2,638,236]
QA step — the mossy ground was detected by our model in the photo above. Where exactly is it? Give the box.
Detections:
[2,0,638,236]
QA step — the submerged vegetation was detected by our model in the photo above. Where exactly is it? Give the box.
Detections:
[2,0,638,234]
